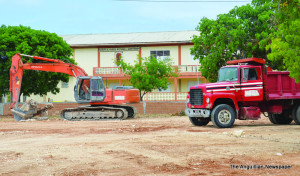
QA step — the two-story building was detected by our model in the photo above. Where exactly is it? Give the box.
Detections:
[29,31,207,102]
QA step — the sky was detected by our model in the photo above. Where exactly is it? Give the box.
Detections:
[0,0,250,35]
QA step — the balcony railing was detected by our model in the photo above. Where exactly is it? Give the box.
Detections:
[144,92,188,101]
[178,65,199,73]
[94,67,122,75]
[94,65,200,77]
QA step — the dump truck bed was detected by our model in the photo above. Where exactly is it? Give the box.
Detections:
[266,71,300,100]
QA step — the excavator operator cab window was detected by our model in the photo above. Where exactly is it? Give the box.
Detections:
[74,77,106,104]
[90,78,105,102]
[78,79,91,101]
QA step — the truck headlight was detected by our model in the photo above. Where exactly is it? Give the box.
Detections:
[206,97,210,104]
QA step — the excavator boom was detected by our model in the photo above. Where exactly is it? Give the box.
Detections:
[10,53,88,109]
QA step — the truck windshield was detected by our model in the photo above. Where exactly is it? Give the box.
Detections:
[218,67,238,82]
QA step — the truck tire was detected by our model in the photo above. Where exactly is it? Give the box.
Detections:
[268,115,278,124]
[292,105,300,125]
[211,104,235,128]
[270,111,293,125]
[189,117,210,126]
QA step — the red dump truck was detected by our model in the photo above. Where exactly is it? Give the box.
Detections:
[185,58,300,128]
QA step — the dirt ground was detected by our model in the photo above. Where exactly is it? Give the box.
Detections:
[0,115,299,176]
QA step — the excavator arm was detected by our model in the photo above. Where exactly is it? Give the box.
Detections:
[9,53,88,109]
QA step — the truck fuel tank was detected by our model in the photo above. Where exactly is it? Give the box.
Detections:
[239,107,261,120]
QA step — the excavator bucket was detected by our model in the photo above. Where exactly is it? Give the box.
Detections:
[11,99,54,121]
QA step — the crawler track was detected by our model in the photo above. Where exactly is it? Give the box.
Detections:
[60,105,137,121]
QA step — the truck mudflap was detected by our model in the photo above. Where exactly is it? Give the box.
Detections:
[185,108,210,118]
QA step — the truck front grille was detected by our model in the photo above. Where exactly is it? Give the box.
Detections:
[190,89,203,105]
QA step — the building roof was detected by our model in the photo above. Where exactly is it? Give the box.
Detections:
[61,30,198,47]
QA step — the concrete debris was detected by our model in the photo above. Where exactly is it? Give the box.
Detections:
[38,117,49,121]
[11,99,54,121]
[233,130,244,137]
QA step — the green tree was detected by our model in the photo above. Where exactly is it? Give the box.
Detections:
[263,0,300,82]
[0,53,9,102]
[0,25,74,100]
[191,3,274,82]
[118,56,177,101]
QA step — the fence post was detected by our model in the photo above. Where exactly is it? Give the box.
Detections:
[174,78,177,101]
[0,103,3,115]
[143,101,146,114]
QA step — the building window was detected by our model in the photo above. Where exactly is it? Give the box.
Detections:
[150,50,170,60]
[61,82,69,88]
[115,52,123,66]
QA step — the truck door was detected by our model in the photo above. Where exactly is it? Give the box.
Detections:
[241,66,263,102]
[235,68,243,102]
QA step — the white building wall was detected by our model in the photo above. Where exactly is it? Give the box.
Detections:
[181,45,198,65]
[100,52,115,67]
[26,44,197,103]
[74,48,98,75]
[123,51,139,65]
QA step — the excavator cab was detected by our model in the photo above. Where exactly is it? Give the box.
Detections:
[74,76,106,104]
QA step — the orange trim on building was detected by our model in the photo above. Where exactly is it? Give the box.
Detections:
[139,47,142,57]
[97,48,100,67]
[174,78,177,101]
[139,47,142,64]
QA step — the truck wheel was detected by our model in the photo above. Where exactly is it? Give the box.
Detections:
[268,115,278,124]
[270,111,293,125]
[292,105,300,125]
[211,104,235,128]
[189,117,210,126]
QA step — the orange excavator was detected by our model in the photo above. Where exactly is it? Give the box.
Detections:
[10,53,140,121]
